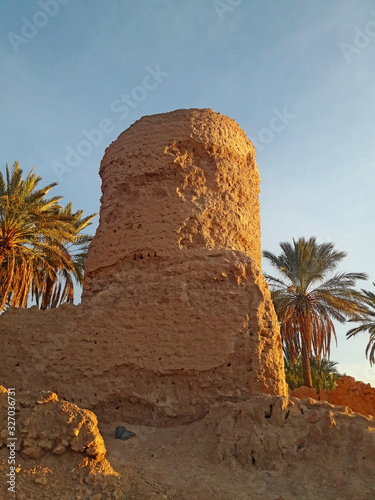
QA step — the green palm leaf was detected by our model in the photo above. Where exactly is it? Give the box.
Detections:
[346,285,375,366]
[0,162,97,311]
[263,237,367,387]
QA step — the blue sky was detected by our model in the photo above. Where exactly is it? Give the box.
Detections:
[1,0,374,384]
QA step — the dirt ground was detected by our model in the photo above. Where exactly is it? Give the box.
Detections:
[100,420,284,500]
[1,391,374,499]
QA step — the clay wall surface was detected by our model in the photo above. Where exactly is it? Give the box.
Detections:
[0,109,286,425]
[1,386,375,498]
[292,375,375,418]
[83,108,262,289]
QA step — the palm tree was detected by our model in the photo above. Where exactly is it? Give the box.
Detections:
[346,284,375,366]
[284,351,341,392]
[31,203,96,309]
[0,162,96,311]
[263,237,366,387]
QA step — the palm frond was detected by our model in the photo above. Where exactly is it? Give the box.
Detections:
[264,236,368,383]
[0,162,97,311]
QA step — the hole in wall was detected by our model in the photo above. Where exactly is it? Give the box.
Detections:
[264,404,273,419]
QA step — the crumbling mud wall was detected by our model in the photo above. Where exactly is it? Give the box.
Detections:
[0,386,155,499]
[0,109,286,424]
[2,387,375,499]
[292,375,375,418]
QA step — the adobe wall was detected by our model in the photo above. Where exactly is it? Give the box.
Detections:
[0,109,287,425]
[292,375,375,418]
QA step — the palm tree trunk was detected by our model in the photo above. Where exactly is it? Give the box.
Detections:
[301,340,313,387]
[300,314,313,387]
[41,276,54,310]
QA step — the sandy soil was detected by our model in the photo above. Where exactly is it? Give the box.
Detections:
[1,389,374,499]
